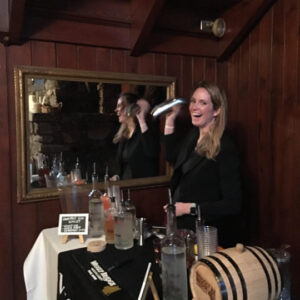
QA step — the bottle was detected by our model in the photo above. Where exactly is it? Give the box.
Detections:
[113,190,134,250]
[101,165,111,211]
[56,153,68,187]
[38,155,50,188]
[72,157,83,184]
[124,189,136,237]
[88,162,104,237]
[161,189,188,300]
[104,188,115,244]
[276,245,291,300]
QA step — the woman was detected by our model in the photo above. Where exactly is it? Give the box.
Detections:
[111,92,160,180]
[164,82,243,247]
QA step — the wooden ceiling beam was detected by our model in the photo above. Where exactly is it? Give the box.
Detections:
[6,0,26,44]
[146,31,220,57]
[218,0,277,61]
[130,0,166,57]
[0,0,9,42]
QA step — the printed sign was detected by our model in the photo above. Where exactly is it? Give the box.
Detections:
[58,213,89,235]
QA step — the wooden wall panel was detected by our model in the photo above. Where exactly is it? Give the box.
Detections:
[0,43,13,300]
[96,48,112,72]
[222,0,300,296]
[0,40,219,299]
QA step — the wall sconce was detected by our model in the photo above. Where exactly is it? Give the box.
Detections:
[200,18,226,38]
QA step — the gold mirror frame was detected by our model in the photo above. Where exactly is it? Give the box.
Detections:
[15,65,175,203]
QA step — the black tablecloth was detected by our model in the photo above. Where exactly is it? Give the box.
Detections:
[57,237,163,300]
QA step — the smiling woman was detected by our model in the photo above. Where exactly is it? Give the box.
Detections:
[14,66,175,203]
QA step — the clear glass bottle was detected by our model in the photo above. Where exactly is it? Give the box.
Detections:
[101,165,111,211]
[56,156,68,187]
[113,191,134,250]
[161,189,188,300]
[104,191,115,244]
[88,162,104,237]
[124,189,136,237]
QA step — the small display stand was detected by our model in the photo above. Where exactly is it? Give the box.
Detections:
[58,213,89,244]
[138,263,160,300]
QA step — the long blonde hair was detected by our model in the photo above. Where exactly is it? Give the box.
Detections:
[113,93,139,143]
[194,81,227,159]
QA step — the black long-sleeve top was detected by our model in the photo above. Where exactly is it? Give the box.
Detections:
[116,121,160,180]
[165,127,243,246]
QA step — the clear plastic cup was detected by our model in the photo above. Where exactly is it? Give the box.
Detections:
[196,225,218,259]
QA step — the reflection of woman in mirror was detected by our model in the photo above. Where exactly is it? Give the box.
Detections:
[163,82,243,247]
[110,93,160,180]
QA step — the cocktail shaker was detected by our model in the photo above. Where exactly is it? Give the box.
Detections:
[151,98,185,118]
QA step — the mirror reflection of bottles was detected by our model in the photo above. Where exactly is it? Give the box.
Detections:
[161,189,188,300]
[88,162,104,237]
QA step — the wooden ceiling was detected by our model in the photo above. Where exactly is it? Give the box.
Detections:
[0,0,276,60]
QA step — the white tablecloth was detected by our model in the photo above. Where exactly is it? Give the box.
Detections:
[23,227,103,300]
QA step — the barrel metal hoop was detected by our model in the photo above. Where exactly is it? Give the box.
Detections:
[200,258,228,300]
[253,246,280,296]
[217,252,248,300]
[245,246,272,300]
[208,255,238,300]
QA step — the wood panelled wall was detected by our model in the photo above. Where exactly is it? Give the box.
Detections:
[221,0,300,296]
[0,0,299,298]
[0,42,219,299]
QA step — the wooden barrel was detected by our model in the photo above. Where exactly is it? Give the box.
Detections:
[190,243,281,300]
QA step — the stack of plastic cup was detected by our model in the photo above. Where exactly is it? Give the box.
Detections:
[196,225,218,259]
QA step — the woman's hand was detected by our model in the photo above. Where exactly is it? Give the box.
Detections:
[165,103,182,123]
[136,99,150,121]
[110,175,120,182]
[163,202,192,217]
[136,99,150,132]
[164,104,182,134]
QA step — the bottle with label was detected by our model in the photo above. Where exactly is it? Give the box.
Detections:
[104,189,115,244]
[124,189,136,237]
[88,162,104,237]
[161,189,188,300]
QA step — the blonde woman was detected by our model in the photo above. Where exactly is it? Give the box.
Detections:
[164,82,242,247]
[111,93,160,180]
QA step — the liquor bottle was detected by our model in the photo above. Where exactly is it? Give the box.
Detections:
[101,165,111,211]
[113,190,134,250]
[104,188,115,244]
[38,155,50,188]
[56,153,68,187]
[124,189,136,237]
[88,162,104,237]
[72,157,83,184]
[161,189,188,300]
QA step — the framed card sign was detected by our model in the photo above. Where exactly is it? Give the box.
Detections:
[58,213,89,235]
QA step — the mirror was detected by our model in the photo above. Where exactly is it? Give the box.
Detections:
[14,65,175,203]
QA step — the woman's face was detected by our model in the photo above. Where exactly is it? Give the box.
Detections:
[189,87,220,129]
[115,98,127,123]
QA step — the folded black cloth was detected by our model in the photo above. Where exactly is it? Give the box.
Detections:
[57,237,162,300]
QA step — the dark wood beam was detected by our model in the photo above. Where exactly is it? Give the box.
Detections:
[146,31,220,58]
[218,0,277,61]
[130,0,166,57]
[7,0,26,44]
[23,17,131,49]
